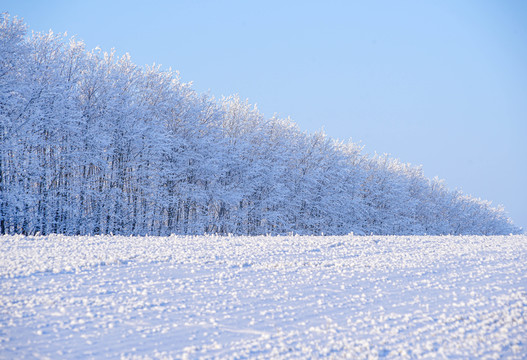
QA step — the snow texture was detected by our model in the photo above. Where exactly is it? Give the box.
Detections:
[1,234,526,359]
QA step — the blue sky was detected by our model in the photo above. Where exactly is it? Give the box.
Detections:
[4,0,526,229]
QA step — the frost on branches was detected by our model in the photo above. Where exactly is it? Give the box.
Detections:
[0,14,520,236]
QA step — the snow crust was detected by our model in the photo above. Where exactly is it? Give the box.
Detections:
[1,234,526,358]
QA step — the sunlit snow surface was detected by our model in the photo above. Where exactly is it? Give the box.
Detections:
[1,235,526,359]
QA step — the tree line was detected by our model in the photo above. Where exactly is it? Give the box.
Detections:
[0,14,520,236]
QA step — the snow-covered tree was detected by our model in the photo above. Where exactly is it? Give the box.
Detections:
[0,14,521,236]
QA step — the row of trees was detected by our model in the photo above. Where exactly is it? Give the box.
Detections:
[0,14,520,236]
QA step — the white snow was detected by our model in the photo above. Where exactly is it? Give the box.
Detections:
[1,234,526,359]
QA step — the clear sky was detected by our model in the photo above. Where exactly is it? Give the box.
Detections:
[4,0,526,230]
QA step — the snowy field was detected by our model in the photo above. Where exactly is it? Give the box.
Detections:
[1,234,526,359]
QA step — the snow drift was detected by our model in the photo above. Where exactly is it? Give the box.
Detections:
[1,234,526,358]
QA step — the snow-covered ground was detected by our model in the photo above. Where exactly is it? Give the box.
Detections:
[0,234,526,359]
